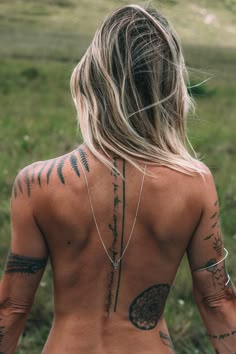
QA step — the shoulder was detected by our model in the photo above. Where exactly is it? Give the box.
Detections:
[146,160,217,212]
[12,145,90,201]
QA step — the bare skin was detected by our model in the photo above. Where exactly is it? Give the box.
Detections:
[0,145,235,353]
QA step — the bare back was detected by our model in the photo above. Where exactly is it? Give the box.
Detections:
[3,145,234,354]
[21,145,202,353]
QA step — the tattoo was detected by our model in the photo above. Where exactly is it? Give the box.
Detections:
[203,201,220,242]
[46,159,57,184]
[129,284,170,330]
[106,269,115,316]
[209,329,236,340]
[13,147,89,198]
[0,326,4,343]
[38,161,48,187]
[111,155,119,177]
[211,221,217,229]
[213,235,223,256]
[5,252,47,274]
[210,211,217,219]
[106,156,120,316]
[108,215,118,240]
[70,154,80,177]
[203,233,214,241]
[159,331,175,351]
[24,167,31,197]
[31,163,38,183]
[57,156,67,185]
[17,175,23,194]
[78,147,89,172]
[114,159,126,312]
[205,260,226,289]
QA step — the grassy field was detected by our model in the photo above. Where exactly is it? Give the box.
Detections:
[0,0,236,353]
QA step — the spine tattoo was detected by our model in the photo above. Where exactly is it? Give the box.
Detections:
[13,146,89,198]
[114,159,126,312]
[106,156,120,316]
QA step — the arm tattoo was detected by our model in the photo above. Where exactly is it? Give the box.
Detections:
[159,331,175,351]
[129,284,170,330]
[203,233,214,241]
[213,235,223,256]
[205,260,226,289]
[208,329,236,340]
[203,201,220,242]
[5,252,47,274]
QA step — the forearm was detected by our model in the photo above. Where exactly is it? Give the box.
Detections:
[0,306,30,354]
[196,282,236,353]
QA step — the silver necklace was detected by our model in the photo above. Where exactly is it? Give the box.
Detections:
[78,158,146,270]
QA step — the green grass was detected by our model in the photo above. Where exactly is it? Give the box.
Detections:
[0,0,236,353]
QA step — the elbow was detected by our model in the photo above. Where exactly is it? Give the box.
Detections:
[0,296,32,317]
[194,284,236,311]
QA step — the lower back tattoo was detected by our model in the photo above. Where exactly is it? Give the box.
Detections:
[129,284,170,330]
[5,252,47,274]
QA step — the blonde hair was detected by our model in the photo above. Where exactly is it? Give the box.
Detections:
[70,4,204,175]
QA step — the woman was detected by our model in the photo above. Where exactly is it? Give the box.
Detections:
[0,4,235,353]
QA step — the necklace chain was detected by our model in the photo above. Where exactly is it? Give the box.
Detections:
[78,158,146,269]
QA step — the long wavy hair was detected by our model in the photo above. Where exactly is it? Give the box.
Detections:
[70,4,204,175]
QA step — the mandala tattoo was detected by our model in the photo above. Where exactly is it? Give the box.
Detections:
[129,284,170,330]
[5,252,47,274]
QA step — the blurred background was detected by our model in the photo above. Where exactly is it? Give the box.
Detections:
[0,0,235,353]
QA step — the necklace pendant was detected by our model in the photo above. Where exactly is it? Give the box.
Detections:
[113,261,119,270]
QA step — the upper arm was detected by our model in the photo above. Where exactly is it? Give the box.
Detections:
[186,166,233,307]
[0,166,48,310]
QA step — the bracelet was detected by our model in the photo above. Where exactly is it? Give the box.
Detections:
[194,248,229,272]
